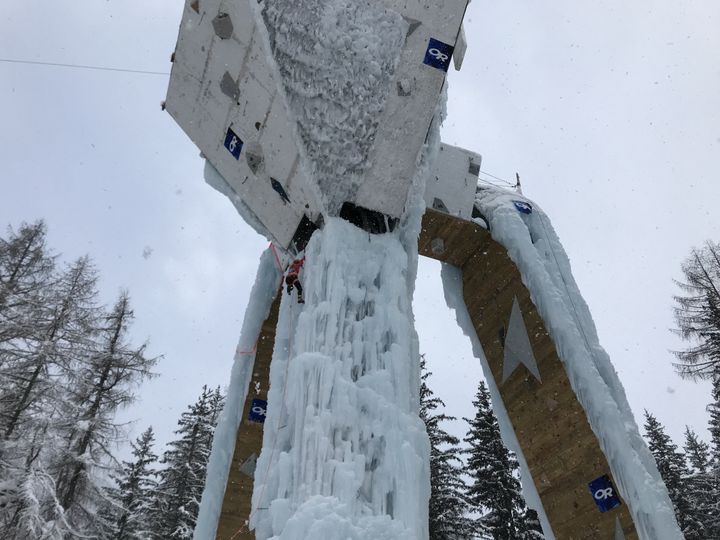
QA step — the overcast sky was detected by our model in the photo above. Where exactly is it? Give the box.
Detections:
[1,0,719,459]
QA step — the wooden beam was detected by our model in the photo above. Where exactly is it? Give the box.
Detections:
[422,208,637,539]
[215,297,281,540]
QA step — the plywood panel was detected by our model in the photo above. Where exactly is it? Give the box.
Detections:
[421,208,637,540]
[215,297,280,540]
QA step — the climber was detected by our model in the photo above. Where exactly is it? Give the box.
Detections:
[285,257,305,304]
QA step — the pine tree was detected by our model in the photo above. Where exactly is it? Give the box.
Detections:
[48,291,158,536]
[0,222,55,440]
[522,509,544,539]
[704,373,720,536]
[0,222,53,529]
[0,223,158,539]
[464,381,543,540]
[643,412,703,538]
[154,386,224,539]
[104,427,159,540]
[1,257,104,538]
[683,427,715,538]
[419,358,473,540]
[709,371,720,467]
[2,256,99,440]
[0,221,55,347]
[672,240,720,380]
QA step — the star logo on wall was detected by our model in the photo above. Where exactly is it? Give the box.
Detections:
[502,297,542,384]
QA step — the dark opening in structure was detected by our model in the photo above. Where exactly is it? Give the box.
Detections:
[291,215,319,253]
[472,205,489,229]
[339,202,399,234]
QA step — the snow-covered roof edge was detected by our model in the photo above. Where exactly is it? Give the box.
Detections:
[473,185,681,539]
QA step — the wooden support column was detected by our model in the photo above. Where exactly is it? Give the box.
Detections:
[419,208,637,539]
[215,297,281,540]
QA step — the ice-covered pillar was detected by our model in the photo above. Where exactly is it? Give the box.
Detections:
[250,218,429,540]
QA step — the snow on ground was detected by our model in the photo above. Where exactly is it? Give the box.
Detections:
[468,185,682,539]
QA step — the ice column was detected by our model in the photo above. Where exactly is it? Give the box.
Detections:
[250,218,430,540]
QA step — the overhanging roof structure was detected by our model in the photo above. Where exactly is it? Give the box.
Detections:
[166,0,469,250]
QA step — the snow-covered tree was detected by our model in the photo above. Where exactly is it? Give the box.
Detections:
[420,358,473,540]
[2,256,99,441]
[463,381,543,540]
[103,426,159,540]
[672,240,720,380]
[709,372,720,466]
[0,224,157,539]
[0,221,54,347]
[0,222,55,442]
[682,427,716,538]
[154,386,224,539]
[0,229,102,538]
[643,411,703,538]
[704,374,720,536]
[48,291,158,535]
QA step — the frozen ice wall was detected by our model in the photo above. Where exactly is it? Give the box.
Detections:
[249,218,430,540]
[472,186,682,539]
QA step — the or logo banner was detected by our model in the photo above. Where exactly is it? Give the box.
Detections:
[513,200,533,214]
[588,475,622,513]
[248,398,267,423]
[224,127,243,160]
[424,38,454,72]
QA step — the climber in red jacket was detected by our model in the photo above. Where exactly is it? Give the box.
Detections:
[285,257,305,304]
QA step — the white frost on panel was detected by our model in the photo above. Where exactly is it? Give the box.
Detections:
[473,186,682,539]
[260,0,406,215]
[250,218,430,540]
[194,248,281,540]
[440,264,555,540]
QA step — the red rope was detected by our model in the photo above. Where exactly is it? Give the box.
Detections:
[235,342,258,356]
[269,242,284,272]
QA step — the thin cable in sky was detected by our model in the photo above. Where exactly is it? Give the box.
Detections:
[480,169,515,187]
[0,57,169,76]
[2,55,517,190]
[478,178,510,189]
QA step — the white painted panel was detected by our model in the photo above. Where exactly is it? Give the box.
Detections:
[168,0,471,242]
[355,0,470,218]
[166,0,319,249]
[454,24,467,71]
[424,143,481,220]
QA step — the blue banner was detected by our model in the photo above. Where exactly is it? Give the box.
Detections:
[588,475,622,513]
[224,127,243,160]
[513,200,533,215]
[424,38,454,72]
[248,398,267,423]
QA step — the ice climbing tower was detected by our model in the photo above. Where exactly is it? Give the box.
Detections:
[164,1,682,538]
